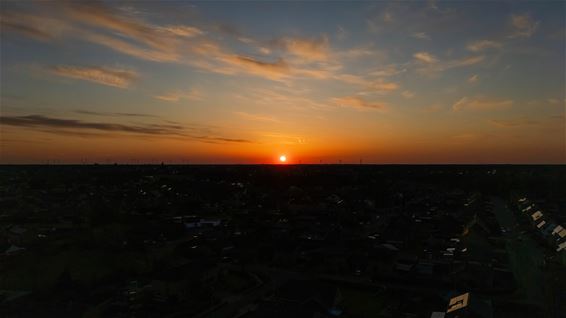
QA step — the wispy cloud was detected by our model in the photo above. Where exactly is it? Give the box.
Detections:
[1,2,190,64]
[0,2,353,84]
[490,118,539,127]
[402,90,415,99]
[333,75,399,93]
[468,74,479,83]
[369,64,407,77]
[421,104,443,113]
[158,25,204,38]
[412,32,430,40]
[0,10,71,41]
[0,114,184,135]
[49,65,139,88]
[154,89,202,102]
[222,56,291,80]
[0,114,251,143]
[509,13,539,38]
[260,132,307,145]
[414,52,438,64]
[234,112,280,123]
[416,55,485,76]
[336,46,385,59]
[239,88,329,110]
[452,97,513,111]
[273,35,330,62]
[527,99,566,107]
[83,32,180,62]
[75,110,158,118]
[333,96,387,111]
[64,1,174,49]
[467,40,502,52]
[368,79,400,93]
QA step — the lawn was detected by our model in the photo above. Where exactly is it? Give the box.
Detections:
[340,287,390,318]
[215,271,254,293]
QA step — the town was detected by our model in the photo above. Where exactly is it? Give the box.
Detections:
[1,165,565,317]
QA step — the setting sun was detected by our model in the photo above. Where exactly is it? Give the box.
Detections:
[279,155,287,163]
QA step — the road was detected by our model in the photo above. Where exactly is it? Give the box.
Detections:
[490,197,545,306]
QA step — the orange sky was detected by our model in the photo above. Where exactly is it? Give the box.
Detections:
[0,1,564,164]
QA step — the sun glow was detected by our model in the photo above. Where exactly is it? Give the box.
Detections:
[279,155,287,163]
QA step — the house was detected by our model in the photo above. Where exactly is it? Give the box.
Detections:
[4,244,25,255]
[444,292,492,318]
[551,225,564,236]
[447,292,469,314]
[530,211,543,222]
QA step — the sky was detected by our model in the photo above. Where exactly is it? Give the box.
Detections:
[0,0,564,164]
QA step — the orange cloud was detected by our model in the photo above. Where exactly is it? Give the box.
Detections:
[220,55,291,80]
[369,64,407,77]
[402,90,415,99]
[83,32,180,62]
[452,97,513,111]
[490,118,539,127]
[49,65,139,88]
[0,10,72,41]
[275,35,329,61]
[414,52,438,64]
[64,1,169,49]
[1,4,347,84]
[154,89,202,102]
[509,14,539,38]
[234,112,280,123]
[369,79,399,92]
[159,25,204,37]
[333,96,387,111]
[417,55,485,76]
[467,40,502,52]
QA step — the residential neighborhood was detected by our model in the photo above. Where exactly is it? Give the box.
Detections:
[0,165,565,317]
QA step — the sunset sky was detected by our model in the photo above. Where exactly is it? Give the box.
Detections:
[1,1,564,164]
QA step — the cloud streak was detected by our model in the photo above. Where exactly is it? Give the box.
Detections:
[490,118,539,127]
[0,2,370,85]
[467,40,502,52]
[154,89,202,102]
[414,52,438,64]
[234,112,280,123]
[0,115,251,143]
[64,1,176,49]
[509,13,539,38]
[333,96,387,111]
[468,74,479,83]
[274,35,330,62]
[221,56,291,80]
[412,32,430,40]
[416,55,485,76]
[0,10,72,41]
[49,65,139,88]
[75,110,158,118]
[452,97,513,111]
